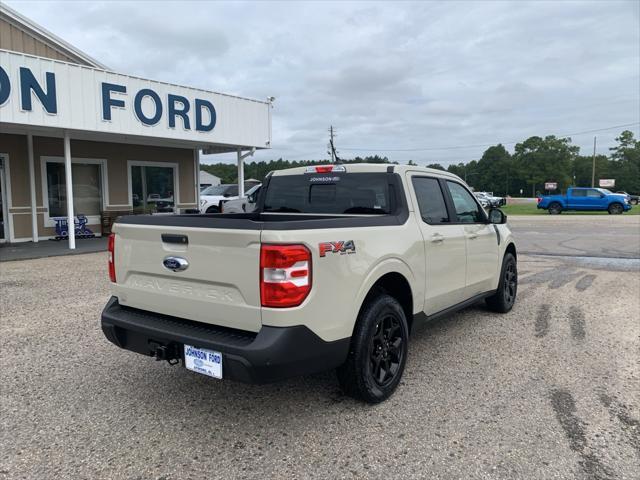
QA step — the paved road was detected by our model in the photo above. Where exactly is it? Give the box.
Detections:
[1,249,638,479]
[508,215,640,259]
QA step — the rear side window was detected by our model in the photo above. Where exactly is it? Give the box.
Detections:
[446,181,485,223]
[263,173,392,214]
[571,189,586,197]
[411,177,449,224]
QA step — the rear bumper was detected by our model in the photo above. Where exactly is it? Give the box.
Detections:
[101,297,350,384]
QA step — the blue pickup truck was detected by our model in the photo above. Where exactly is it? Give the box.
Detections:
[537,187,632,214]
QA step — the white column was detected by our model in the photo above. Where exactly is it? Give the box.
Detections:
[194,148,201,210]
[237,148,245,198]
[63,133,75,249]
[26,134,38,242]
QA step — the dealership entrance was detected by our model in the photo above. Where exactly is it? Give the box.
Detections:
[0,4,272,249]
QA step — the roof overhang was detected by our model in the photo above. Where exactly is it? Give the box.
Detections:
[0,50,272,153]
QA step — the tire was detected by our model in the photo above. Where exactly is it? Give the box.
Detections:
[548,202,562,215]
[485,253,517,313]
[608,203,623,215]
[205,206,219,214]
[337,293,409,403]
[631,199,638,205]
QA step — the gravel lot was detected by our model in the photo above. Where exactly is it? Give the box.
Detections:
[1,218,639,479]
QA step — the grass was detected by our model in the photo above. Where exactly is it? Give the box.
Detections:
[499,203,639,216]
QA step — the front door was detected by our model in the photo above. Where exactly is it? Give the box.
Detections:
[444,180,500,297]
[409,174,467,315]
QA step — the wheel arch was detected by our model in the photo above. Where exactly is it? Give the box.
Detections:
[505,242,517,261]
[352,260,418,334]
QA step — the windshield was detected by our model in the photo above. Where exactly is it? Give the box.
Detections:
[202,185,235,196]
[246,184,261,196]
[263,172,392,214]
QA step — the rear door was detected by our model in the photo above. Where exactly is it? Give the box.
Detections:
[408,174,467,315]
[567,189,587,209]
[111,223,262,332]
[444,180,500,297]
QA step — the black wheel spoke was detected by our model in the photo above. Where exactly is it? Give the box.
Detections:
[368,312,406,387]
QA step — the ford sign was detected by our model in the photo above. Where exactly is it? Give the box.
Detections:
[162,256,189,272]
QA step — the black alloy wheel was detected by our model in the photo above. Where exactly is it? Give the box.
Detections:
[548,202,562,214]
[608,203,623,215]
[369,314,405,387]
[503,261,517,306]
[337,293,409,403]
[486,252,517,313]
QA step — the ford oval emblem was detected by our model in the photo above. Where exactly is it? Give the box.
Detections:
[162,256,189,272]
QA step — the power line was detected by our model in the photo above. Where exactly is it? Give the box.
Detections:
[338,121,640,152]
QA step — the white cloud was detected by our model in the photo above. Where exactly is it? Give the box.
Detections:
[7,0,640,165]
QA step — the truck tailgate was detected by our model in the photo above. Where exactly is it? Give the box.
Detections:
[111,223,261,332]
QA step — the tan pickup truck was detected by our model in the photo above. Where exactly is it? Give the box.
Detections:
[102,164,517,403]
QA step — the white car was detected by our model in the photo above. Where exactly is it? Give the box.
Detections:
[221,184,261,213]
[475,192,505,208]
[199,184,239,213]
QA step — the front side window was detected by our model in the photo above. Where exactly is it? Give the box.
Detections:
[412,177,449,224]
[46,162,102,217]
[587,189,602,198]
[131,165,175,213]
[446,181,485,223]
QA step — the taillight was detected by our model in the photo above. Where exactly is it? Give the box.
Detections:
[108,233,116,283]
[260,244,311,308]
[536,197,542,203]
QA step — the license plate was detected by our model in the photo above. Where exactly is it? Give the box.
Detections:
[184,344,222,379]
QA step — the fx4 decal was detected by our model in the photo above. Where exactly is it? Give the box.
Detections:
[319,240,356,257]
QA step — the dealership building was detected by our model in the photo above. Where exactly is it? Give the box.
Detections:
[0,4,271,248]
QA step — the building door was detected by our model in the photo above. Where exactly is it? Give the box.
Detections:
[0,155,9,243]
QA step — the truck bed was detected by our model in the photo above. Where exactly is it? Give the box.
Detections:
[115,211,409,230]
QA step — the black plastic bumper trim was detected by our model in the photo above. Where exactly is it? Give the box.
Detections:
[101,297,350,384]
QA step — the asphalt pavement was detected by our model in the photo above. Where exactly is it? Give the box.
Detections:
[0,217,638,479]
[508,215,640,259]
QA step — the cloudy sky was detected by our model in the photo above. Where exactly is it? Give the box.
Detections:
[7,0,640,166]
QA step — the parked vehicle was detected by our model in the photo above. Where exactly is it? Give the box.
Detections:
[221,184,261,213]
[475,192,506,208]
[199,184,239,213]
[537,187,631,214]
[102,164,517,403]
[616,191,639,205]
[474,192,490,208]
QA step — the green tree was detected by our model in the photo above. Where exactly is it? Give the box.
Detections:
[608,130,640,193]
[513,136,578,196]
[474,144,512,195]
[572,155,610,187]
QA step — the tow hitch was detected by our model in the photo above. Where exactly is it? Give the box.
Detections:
[149,341,180,365]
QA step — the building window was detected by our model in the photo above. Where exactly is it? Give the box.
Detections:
[46,162,103,217]
[131,165,175,213]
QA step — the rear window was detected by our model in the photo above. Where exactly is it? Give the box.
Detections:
[263,172,393,214]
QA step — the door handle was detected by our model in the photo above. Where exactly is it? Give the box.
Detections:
[431,233,445,243]
[467,233,478,240]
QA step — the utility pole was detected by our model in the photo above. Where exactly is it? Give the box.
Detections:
[591,136,597,188]
[328,126,340,163]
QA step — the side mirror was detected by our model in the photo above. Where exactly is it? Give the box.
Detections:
[488,208,507,224]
